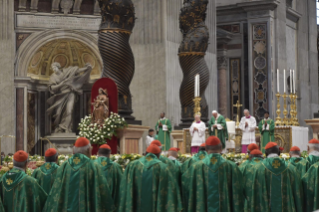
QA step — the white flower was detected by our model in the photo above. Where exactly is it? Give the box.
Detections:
[108,133,111,136]
[108,128,110,131]
[65,156,69,159]
[111,125,114,128]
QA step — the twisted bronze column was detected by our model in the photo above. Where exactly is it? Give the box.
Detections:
[178,0,209,127]
[98,0,140,124]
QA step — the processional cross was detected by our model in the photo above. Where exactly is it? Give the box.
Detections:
[233,100,243,127]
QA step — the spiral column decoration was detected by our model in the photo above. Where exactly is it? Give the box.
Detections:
[98,0,140,123]
[178,0,209,127]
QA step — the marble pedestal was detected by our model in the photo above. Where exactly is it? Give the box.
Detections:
[305,119,319,139]
[44,133,77,155]
[117,125,149,154]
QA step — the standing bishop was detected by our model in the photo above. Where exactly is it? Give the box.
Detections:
[287,146,309,177]
[181,143,207,174]
[182,136,244,212]
[32,148,59,194]
[95,144,123,211]
[119,144,182,212]
[239,109,257,153]
[0,150,47,212]
[208,110,228,149]
[306,139,319,166]
[258,111,275,153]
[155,112,172,151]
[245,142,303,212]
[43,137,115,212]
[189,114,206,154]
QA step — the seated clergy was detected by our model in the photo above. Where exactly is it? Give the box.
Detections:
[245,142,303,212]
[182,136,244,212]
[287,146,309,177]
[180,143,207,174]
[0,150,47,212]
[307,139,319,166]
[32,148,59,194]
[95,144,123,210]
[43,137,115,212]
[119,144,182,212]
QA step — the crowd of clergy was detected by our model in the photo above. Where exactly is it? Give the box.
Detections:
[2,135,319,211]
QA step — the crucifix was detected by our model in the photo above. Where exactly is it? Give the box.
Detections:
[233,100,242,127]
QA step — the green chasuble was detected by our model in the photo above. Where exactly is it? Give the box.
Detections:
[180,151,207,174]
[287,157,310,178]
[0,168,47,212]
[306,154,319,166]
[246,157,303,212]
[301,163,319,212]
[119,153,183,212]
[155,118,172,151]
[32,162,59,194]
[182,153,244,212]
[43,153,115,212]
[208,115,228,148]
[95,156,123,210]
[258,119,275,153]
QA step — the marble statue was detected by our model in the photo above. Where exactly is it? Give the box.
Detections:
[47,62,92,133]
[92,88,109,125]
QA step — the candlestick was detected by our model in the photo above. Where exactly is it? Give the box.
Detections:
[282,93,289,126]
[233,100,243,127]
[277,69,279,93]
[275,93,282,126]
[293,69,296,94]
[194,74,200,97]
[284,69,286,93]
[290,69,292,93]
[289,93,294,125]
[193,96,201,118]
[293,94,300,126]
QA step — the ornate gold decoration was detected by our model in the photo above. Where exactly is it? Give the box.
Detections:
[254,159,260,163]
[27,39,102,81]
[146,156,153,162]
[289,93,295,126]
[6,178,13,185]
[272,160,280,169]
[292,94,300,126]
[282,93,289,126]
[45,163,51,170]
[275,93,282,126]
[233,100,242,127]
[18,35,24,40]
[210,157,217,164]
[73,157,81,165]
[101,161,108,166]
[193,97,201,117]
[178,52,205,57]
[199,154,205,160]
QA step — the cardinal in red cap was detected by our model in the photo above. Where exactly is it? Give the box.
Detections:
[0,150,47,211]
[168,147,180,160]
[286,146,310,177]
[32,148,59,194]
[182,135,244,211]
[244,142,303,211]
[307,138,319,166]
[119,144,182,212]
[96,144,123,209]
[43,137,115,212]
[181,142,208,174]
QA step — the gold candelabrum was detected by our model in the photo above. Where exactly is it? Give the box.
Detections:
[282,93,289,126]
[275,93,282,126]
[289,93,294,125]
[193,97,202,117]
[233,100,242,127]
[292,94,299,126]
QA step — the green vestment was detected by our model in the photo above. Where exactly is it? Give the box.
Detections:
[155,118,172,151]
[32,162,59,194]
[119,153,183,212]
[245,157,303,212]
[43,153,115,212]
[287,157,309,178]
[0,168,47,212]
[180,151,207,174]
[302,163,319,212]
[208,115,228,148]
[95,156,123,210]
[258,119,275,153]
[306,154,319,166]
[182,153,244,212]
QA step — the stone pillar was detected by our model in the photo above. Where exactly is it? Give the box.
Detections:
[0,0,15,153]
[217,56,228,117]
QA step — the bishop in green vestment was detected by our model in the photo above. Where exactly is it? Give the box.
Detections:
[167,147,182,187]
[182,136,244,212]
[302,162,319,212]
[43,137,115,212]
[245,142,303,212]
[32,148,59,194]
[119,144,183,212]
[95,144,123,211]
[155,112,172,151]
[306,139,319,166]
[287,146,309,178]
[258,111,275,153]
[208,111,228,149]
[0,150,47,212]
[180,143,207,174]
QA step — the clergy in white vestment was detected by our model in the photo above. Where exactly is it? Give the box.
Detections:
[239,109,257,153]
[189,114,206,154]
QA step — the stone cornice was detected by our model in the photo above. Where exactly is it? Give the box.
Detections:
[286,7,302,23]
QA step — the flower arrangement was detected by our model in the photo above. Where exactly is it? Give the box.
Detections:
[177,154,192,163]
[78,112,128,145]
[110,154,142,167]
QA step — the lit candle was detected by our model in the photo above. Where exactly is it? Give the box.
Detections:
[195,74,200,97]
[277,69,279,93]
[292,70,296,93]
[290,69,292,93]
[284,69,286,93]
